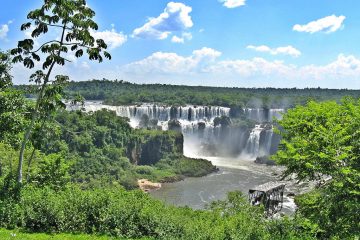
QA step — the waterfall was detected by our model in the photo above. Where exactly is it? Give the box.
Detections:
[244,108,284,122]
[264,130,274,154]
[69,102,283,159]
[243,125,262,159]
[95,104,232,122]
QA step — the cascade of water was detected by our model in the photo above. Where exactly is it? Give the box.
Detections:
[243,125,263,159]
[69,102,283,159]
[259,129,274,156]
[244,108,284,122]
[98,104,232,123]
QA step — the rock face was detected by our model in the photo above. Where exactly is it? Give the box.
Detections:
[77,102,285,159]
[255,156,276,165]
[128,131,184,165]
[138,179,161,192]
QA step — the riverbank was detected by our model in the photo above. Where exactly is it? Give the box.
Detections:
[150,157,304,214]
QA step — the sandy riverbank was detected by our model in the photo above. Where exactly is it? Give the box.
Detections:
[138,179,162,192]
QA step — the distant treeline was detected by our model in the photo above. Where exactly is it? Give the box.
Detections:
[17,79,360,108]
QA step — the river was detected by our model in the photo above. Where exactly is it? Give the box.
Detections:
[75,102,305,214]
[150,156,304,214]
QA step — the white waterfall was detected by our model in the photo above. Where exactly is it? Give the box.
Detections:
[243,125,262,159]
[68,102,283,159]
[244,108,284,122]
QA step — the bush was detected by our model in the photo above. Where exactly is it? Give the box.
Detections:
[0,185,315,239]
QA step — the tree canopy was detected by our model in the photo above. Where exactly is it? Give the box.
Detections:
[274,98,360,238]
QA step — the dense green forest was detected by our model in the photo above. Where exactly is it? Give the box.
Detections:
[0,101,216,190]
[59,79,360,108]
[0,0,359,239]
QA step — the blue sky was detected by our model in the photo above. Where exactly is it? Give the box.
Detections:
[1,0,360,88]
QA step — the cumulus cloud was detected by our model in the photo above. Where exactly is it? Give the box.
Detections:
[171,32,192,43]
[220,0,246,8]
[123,47,221,74]
[300,54,360,80]
[90,26,127,49]
[122,48,360,79]
[0,21,12,40]
[247,45,301,57]
[11,44,360,88]
[293,15,346,33]
[133,2,193,40]
[118,48,360,88]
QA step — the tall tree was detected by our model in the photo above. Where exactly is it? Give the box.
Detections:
[11,0,111,183]
[273,99,360,238]
[0,51,12,90]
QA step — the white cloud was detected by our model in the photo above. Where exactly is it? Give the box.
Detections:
[293,15,346,33]
[0,21,12,40]
[81,61,90,69]
[11,44,360,88]
[171,35,184,43]
[208,58,295,77]
[90,27,127,50]
[300,54,360,80]
[123,47,221,74]
[116,49,360,88]
[171,32,192,43]
[133,2,193,40]
[247,45,301,57]
[0,24,9,39]
[220,0,246,8]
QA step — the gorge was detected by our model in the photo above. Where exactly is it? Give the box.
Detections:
[69,102,303,213]
[77,102,284,160]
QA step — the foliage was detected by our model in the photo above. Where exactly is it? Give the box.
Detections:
[8,109,214,189]
[31,154,70,190]
[34,79,360,109]
[11,0,111,183]
[0,91,31,148]
[273,98,360,238]
[0,51,12,90]
[0,185,314,239]
[0,228,130,240]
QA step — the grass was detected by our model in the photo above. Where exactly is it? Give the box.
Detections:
[0,229,153,240]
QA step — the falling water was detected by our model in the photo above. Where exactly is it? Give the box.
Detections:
[243,125,262,159]
[69,102,284,159]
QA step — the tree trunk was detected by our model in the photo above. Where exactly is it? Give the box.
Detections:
[17,23,66,183]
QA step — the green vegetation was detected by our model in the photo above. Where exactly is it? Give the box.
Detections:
[1,0,359,239]
[0,185,315,239]
[3,74,360,238]
[58,79,360,109]
[10,0,111,184]
[0,228,126,240]
[273,98,360,239]
[0,108,216,190]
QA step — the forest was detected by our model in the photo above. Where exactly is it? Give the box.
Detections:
[62,79,360,108]
[0,0,359,239]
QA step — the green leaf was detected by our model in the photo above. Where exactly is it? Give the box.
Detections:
[71,44,78,51]
[23,57,35,68]
[104,51,111,60]
[75,49,83,58]
[12,55,23,63]
[32,53,41,61]
[20,22,32,31]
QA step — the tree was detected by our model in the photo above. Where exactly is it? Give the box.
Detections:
[273,99,360,238]
[0,51,12,90]
[11,0,111,183]
[0,51,30,148]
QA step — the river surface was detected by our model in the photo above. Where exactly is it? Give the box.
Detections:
[150,157,301,214]
[73,101,301,213]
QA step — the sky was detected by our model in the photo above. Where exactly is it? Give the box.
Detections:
[1,0,360,88]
